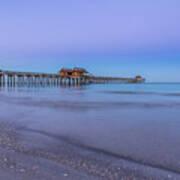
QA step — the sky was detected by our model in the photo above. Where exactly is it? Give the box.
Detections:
[0,0,180,82]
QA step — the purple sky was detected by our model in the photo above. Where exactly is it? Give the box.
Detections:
[0,0,180,82]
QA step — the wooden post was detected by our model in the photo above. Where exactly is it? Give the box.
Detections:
[60,77,63,85]
[31,76,34,85]
[48,77,51,86]
[39,76,42,85]
[17,76,20,86]
[21,75,24,85]
[13,75,16,86]
[68,78,71,86]
[55,78,57,86]
[26,76,29,85]
[0,75,1,86]
[57,77,60,86]
[34,76,37,85]
[10,75,13,86]
[55,77,57,86]
[72,78,75,85]
[77,78,79,85]
[40,76,43,86]
[7,74,9,86]
[63,78,66,85]
[3,73,5,86]
[80,78,83,84]
[84,78,87,84]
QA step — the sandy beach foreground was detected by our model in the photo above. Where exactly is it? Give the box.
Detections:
[0,120,179,180]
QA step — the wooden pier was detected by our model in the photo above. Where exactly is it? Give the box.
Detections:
[0,68,145,87]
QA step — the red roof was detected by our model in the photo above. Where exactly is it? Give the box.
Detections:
[60,68,73,73]
[136,75,142,78]
[73,67,88,73]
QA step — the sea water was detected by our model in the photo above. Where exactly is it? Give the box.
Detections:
[0,83,180,173]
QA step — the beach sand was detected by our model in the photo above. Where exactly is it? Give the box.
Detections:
[0,120,179,180]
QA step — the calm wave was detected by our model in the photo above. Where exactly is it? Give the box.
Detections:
[1,83,180,175]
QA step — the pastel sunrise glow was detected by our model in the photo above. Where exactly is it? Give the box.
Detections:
[0,0,180,82]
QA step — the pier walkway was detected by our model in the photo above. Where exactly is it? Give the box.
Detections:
[0,69,145,86]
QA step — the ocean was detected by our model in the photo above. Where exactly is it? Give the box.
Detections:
[0,83,180,179]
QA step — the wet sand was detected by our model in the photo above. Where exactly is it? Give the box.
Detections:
[0,121,179,180]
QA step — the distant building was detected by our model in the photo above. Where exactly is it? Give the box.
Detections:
[59,67,89,77]
[135,75,145,83]
[72,68,88,76]
[60,68,73,76]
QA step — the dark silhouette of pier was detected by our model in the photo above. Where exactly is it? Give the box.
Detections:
[0,68,145,87]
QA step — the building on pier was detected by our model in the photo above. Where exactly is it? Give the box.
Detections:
[59,67,89,77]
[134,75,145,83]
[60,68,73,76]
[72,68,88,76]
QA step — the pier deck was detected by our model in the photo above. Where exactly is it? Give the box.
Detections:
[0,69,145,86]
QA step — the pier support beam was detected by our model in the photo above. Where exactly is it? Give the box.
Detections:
[0,76,1,86]
[3,73,5,86]
[10,75,13,86]
[13,75,16,86]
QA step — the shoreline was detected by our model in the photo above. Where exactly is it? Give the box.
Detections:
[0,121,179,180]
